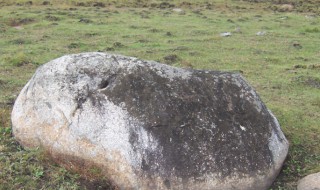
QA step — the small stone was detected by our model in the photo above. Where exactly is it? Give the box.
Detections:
[256,31,266,36]
[279,16,289,20]
[13,26,24,30]
[220,32,232,37]
[172,8,185,15]
[172,8,184,13]
[297,172,320,190]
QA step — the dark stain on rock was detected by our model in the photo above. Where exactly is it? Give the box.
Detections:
[45,102,52,109]
[141,158,150,171]
[164,179,171,189]
[98,64,275,180]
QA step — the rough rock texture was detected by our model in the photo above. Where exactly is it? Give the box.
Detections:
[297,172,320,190]
[12,52,289,190]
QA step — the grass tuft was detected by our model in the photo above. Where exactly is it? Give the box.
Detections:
[4,52,33,67]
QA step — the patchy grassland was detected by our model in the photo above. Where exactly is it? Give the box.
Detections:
[0,0,319,189]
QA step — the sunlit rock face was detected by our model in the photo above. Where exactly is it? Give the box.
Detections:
[12,52,288,190]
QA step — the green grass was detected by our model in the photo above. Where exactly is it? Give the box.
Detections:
[0,0,320,189]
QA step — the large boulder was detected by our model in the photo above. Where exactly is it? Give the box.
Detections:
[12,52,288,190]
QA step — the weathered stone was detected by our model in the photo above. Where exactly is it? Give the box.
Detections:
[297,172,320,190]
[12,52,289,190]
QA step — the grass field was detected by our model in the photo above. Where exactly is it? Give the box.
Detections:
[0,0,320,189]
